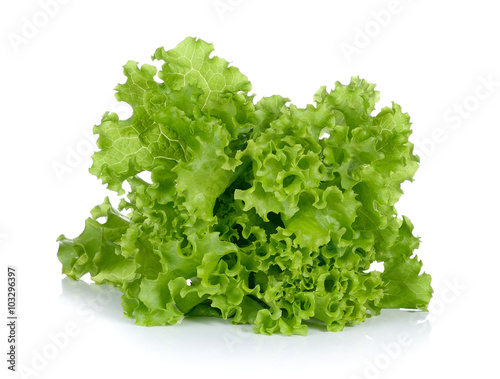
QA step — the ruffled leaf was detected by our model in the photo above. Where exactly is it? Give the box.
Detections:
[57,37,432,335]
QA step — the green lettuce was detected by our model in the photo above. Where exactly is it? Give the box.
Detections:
[57,37,432,335]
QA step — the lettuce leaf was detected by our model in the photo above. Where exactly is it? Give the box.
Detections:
[57,37,432,335]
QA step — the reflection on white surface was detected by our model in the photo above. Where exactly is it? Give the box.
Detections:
[58,277,431,378]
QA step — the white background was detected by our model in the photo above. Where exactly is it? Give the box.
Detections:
[1,1,499,378]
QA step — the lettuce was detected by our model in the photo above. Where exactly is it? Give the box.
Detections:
[57,37,432,335]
